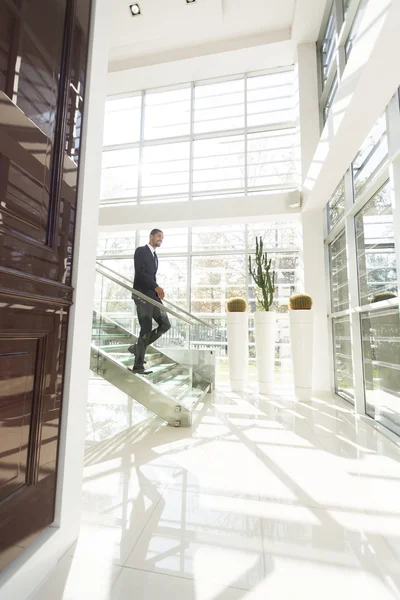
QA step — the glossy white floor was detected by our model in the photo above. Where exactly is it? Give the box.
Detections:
[31,375,400,600]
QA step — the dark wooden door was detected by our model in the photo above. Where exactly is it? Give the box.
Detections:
[0,0,91,571]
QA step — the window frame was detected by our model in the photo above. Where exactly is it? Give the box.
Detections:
[100,67,297,206]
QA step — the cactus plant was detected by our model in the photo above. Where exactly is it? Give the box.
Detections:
[248,237,276,311]
[226,297,247,312]
[289,293,313,310]
[371,291,397,303]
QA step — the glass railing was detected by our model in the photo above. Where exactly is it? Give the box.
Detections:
[91,263,216,426]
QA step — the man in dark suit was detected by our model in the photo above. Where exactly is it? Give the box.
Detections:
[128,228,171,374]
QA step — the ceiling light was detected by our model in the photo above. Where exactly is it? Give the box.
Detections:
[129,3,141,15]
[186,0,196,3]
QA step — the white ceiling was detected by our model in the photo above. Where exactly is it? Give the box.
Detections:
[108,0,297,71]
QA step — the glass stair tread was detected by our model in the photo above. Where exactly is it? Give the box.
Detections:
[92,333,128,338]
[178,385,211,410]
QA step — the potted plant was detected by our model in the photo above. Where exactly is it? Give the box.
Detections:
[289,293,313,401]
[249,237,276,394]
[226,297,248,391]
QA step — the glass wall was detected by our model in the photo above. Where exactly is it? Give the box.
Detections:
[318,0,368,124]
[100,69,297,205]
[97,222,301,378]
[325,95,400,435]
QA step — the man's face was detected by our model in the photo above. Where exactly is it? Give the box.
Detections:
[150,231,164,247]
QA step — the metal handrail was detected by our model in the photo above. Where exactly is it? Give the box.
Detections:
[95,266,194,326]
[95,260,215,329]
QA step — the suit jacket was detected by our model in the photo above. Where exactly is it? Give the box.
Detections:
[133,245,160,301]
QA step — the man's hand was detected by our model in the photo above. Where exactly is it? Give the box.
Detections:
[155,286,165,300]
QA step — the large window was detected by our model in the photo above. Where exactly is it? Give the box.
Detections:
[101,69,297,205]
[326,100,400,435]
[355,183,397,305]
[318,0,369,124]
[362,309,400,433]
[97,222,301,377]
[333,316,354,399]
[330,230,349,312]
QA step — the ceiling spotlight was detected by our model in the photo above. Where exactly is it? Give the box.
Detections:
[129,3,141,15]
[186,0,196,3]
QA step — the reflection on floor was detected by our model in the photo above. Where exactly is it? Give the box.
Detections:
[32,375,400,599]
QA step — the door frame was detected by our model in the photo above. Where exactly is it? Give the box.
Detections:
[0,0,111,597]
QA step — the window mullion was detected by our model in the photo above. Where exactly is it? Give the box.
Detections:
[244,73,248,196]
[137,91,146,204]
[344,168,365,414]
[387,93,400,306]
[189,82,195,202]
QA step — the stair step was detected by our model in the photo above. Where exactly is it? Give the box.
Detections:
[98,343,161,356]
[179,385,210,410]
[92,333,128,338]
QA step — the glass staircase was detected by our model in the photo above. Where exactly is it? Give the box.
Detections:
[91,263,217,426]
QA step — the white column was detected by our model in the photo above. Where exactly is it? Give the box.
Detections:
[296,43,331,393]
[0,1,110,598]
[301,210,331,392]
[295,43,321,188]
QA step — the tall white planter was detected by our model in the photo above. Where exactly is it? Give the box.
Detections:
[289,310,314,401]
[254,311,277,394]
[226,312,248,391]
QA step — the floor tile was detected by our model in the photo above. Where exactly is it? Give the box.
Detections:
[125,488,265,590]
[110,568,257,600]
[30,554,121,600]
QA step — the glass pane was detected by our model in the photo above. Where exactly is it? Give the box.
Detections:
[97,232,136,256]
[97,258,134,280]
[323,73,338,124]
[194,78,244,134]
[320,7,337,86]
[192,225,245,252]
[191,255,246,315]
[330,230,349,312]
[246,70,295,127]
[352,114,388,200]
[139,228,189,253]
[157,257,188,308]
[345,0,367,60]
[343,0,351,16]
[100,148,139,201]
[362,308,400,434]
[103,96,141,146]
[247,222,300,249]
[141,141,190,201]
[333,316,354,400]
[144,87,191,140]
[328,180,345,230]
[355,182,398,305]
[247,129,297,191]
[192,134,245,198]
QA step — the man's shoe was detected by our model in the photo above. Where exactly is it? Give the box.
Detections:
[130,366,153,375]
[128,344,146,364]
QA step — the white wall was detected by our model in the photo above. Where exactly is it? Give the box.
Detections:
[303,0,400,212]
[107,39,294,95]
[98,191,301,230]
[0,1,110,598]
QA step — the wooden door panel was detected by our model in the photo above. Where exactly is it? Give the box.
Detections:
[0,0,91,572]
[0,337,37,502]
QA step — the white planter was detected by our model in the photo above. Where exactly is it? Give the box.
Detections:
[289,310,314,401]
[226,312,248,391]
[254,311,277,394]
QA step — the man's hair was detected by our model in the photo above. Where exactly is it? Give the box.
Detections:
[150,228,163,236]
